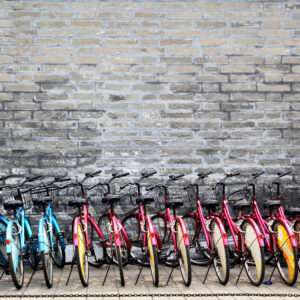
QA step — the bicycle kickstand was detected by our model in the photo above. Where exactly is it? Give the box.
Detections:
[166,252,179,286]
[102,255,113,286]
[135,251,147,285]
[0,270,5,280]
[26,267,36,288]
[203,250,216,284]
[264,256,277,285]
[66,250,76,286]
[235,255,247,285]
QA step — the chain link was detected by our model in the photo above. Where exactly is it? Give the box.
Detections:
[1,293,300,298]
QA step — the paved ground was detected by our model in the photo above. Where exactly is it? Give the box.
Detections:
[0,262,299,300]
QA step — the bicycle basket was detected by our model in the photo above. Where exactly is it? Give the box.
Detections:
[0,187,22,213]
[280,185,300,210]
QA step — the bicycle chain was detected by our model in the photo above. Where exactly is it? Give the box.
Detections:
[1,293,300,298]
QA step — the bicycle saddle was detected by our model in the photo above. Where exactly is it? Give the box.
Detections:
[202,200,219,210]
[263,200,281,209]
[102,194,120,204]
[285,207,300,217]
[165,200,183,209]
[3,201,23,211]
[136,196,154,205]
[32,197,52,206]
[232,201,251,210]
[68,198,87,207]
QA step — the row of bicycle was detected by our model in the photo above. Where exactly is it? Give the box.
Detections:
[0,170,299,290]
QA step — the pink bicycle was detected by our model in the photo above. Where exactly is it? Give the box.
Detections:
[183,172,230,285]
[149,174,192,286]
[121,171,160,286]
[216,173,265,286]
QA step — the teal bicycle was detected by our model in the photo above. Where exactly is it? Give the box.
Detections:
[3,176,40,289]
[30,177,68,288]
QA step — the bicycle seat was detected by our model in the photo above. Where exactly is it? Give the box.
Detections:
[263,200,281,209]
[202,200,219,210]
[165,200,183,209]
[136,196,154,205]
[68,199,87,207]
[232,201,251,210]
[102,195,120,204]
[32,197,52,206]
[285,207,300,217]
[3,201,23,211]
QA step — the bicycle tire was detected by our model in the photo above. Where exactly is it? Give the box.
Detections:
[52,225,65,268]
[25,225,38,270]
[8,223,24,289]
[273,220,298,286]
[242,220,265,286]
[0,219,8,266]
[175,220,192,286]
[122,214,148,266]
[210,219,230,285]
[293,220,300,271]
[75,220,89,287]
[115,243,125,286]
[182,215,209,266]
[41,221,53,288]
[147,229,159,286]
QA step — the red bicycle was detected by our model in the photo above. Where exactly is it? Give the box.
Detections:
[149,174,192,286]
[241,171,298,285]
[66,170,107,287]
[216,173,265,286]
[121,171,160,286]
[183,172,230,285]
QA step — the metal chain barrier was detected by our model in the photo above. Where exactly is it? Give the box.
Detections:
[1,293,300,298]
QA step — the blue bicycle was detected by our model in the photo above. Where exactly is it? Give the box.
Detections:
[0,175,12,271]
[3,176,40,289]
[31,177,68,288]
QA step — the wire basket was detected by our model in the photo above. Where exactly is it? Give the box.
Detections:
[0,186,31,212]
[279,185,300,210]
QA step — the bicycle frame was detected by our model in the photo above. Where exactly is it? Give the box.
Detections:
[38,202,66,253]
[157,196,190,251]
[73,204,107,249]
[187,196,228,250]
[6,207,35,254]
[220,197,264,253]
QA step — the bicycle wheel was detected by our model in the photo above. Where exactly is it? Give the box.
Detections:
[273,220,298,285]
[52,225,65,268]
[0,220,8,266]
[122,215,146,265]
[25,227,38,270]
[210,219,230,285]
[241,220,265,286]
[293,221,300,271]
[175,220,192,286]
[115,243,125,286]
[41,221,53,288]
[8,223,24,289]
[147,228,159,286]
[183,215,209,266]
[87,220,105,267]
[75,220,89,287]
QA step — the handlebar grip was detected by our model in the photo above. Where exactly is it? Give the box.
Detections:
[169,174,185,180]
[280,171,292,177]
[146,185,155,191]
[26,175,42,182]
[253,171,264,179]
[0,175,12,181]
[231,173,240,177]
[142,171,157,178]
[113,172,130,178]
[91,170,102,177]
[120,183,129,190]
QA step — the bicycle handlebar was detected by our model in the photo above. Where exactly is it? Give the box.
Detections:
[141,171,157,178]
[112,172,130,179]
[85,170,102,178]
[169,174,184,181]
[26,175,42,182]
[198,172,212,179]
[0,175,12,181]
[277,171,292,178]
[252,171,264,179]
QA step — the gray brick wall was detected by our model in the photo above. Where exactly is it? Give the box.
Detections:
[0,1,300,232]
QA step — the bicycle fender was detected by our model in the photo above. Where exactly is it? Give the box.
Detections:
[276,217,297,247]
[212,217,229,246]
[243,218,264,247]
[112,217,121,247]
[73,217,81,247]
[146,216,157,246]
[5,220,15,254]
[52,216,66,250]
[38,217,46,252]
[176,217,190,246]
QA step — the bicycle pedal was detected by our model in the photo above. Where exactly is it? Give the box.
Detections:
[99,238,107,243]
